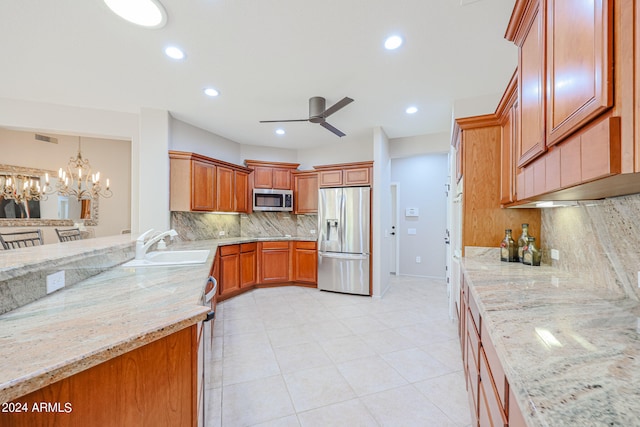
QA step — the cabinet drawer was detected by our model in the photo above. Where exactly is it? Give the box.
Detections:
[508,387,528,427]
[468,290,481,336]
[219,244,240,256]
[240,242,257,252]
[295,241,317,250]
[466,309,480,370]
[480,349,508,427]
[261,241,289,250]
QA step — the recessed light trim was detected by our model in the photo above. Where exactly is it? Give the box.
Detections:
[406,106,418,114]
[104,0,167,28]
[384,35,403,50]
[275,129,285,135]
[165,46,185,60]
[204,88,220,97]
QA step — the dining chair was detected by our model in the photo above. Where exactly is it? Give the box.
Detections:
[0,229,44,249]
[55,227,82,242]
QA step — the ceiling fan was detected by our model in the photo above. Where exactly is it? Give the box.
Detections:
[260,96,354,137]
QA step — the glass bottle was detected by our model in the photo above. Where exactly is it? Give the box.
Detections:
[522,237,541,266]
[500,229,517,262]
[517,223,530,263]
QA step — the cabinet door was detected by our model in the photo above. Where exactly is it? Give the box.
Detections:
[546,0,612,146]
[253,166,273,188]
[518,0,546,167]
[235,171,249,213]
[260,242,290,283]
[192,161,216,211]
[294,242,317,284]
[294,173,318,214]
[343,167,370,186]
[272,168,291,189]
[216,165,234,212]
[500,99,518,204]
[219,246,240,296]
[240,244,257,288]
[319,170,343,187]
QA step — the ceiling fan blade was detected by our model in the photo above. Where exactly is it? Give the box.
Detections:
[259,119,309,123]
[322,97,354,118]
[320,121,346,137]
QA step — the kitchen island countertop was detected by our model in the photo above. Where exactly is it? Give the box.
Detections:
[0,234,316,403]
[461,255,640,427]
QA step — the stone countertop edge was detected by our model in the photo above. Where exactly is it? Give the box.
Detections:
[0,235,317,404]
[460,257,640,427]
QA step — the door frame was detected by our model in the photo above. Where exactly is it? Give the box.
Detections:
[390,182,400,275]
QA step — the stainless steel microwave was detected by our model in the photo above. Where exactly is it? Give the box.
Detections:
[253,189,293,212]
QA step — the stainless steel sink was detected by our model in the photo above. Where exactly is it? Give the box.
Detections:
[121,249,210,267]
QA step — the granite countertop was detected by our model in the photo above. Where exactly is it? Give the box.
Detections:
[0,234,317,403]
[461,256,640,427]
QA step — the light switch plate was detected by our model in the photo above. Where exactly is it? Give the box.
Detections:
[46,271,65,294]
[551,249,560,260]
[407,228,417,235]
[218,230,225,236]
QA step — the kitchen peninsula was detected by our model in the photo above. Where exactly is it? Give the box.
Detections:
[0,233,316,426]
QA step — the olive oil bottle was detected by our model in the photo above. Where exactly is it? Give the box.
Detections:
[500,229,517,262]
[517,223,530,263]
[522,237,541,266]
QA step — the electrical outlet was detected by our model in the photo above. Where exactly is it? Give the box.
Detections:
[46,271,65,294]
[416,256,421,263]
[218,230,226,236]
[551,249,560,260]
[310,229,316,235]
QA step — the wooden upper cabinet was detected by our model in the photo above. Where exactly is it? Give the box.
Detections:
[235,170,249,213]
[215,165,234,212]
[314,162,373,188]
[498,72,518,204]
[546,0,613,146]
[170,151,252,213]
[245,160,300,191]
[293,171,318,214]
[191,160,216,211]
[512,0,546,167]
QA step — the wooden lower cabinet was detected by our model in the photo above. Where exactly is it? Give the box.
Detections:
[460,274,527,427]
[240,243,257,288]
[293,241,317,283]
[259,241,291,284]
[219,245,240,297]
[5,325,199,427]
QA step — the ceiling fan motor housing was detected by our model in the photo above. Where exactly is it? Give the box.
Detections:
[309,96,326,123]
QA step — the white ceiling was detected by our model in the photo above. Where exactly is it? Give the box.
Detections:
[0,0,517,150]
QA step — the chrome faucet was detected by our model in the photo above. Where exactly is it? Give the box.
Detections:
[135,229,178,260]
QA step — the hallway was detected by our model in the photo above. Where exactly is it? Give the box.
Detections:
[207,276,471,426]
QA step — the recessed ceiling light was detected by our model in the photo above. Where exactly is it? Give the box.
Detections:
[384,35,403,50]
[275,129,285,135]
[165,46,185,60]
[406,106,418,114]
[204,88,219,97]
[104,0,167,28]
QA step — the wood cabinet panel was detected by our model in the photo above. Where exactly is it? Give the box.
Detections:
[240,245,257,288]
[6,327,196,427]
[293,172,318,214]
[319,170,343,187]
[508,388,529,427]
[272,168,291,189]
[343,167,370,186]
[220,248,240,296]
[517,0,546,167]
[294,241,317,284]
[545,147,561,192]
[235,171,249,213]
[245,160,299,191]
[560,134,581,187]
[253,166,274,189]
[546,0,613,146]
[481,322,508,409]
[192,160,216,211]
[580,116,621,181]
[216,165,234,212]
[532,156,546,196]
[260,242,290,284]
[500,90,517,204]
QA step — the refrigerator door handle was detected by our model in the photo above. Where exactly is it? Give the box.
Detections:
[319,252,369,260]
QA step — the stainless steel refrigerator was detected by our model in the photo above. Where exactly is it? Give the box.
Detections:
[318,186,370,295]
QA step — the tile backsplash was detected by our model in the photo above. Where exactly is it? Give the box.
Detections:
[541,194,640,300]
[171,211,318,240]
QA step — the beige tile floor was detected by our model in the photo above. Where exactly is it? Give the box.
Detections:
[206,275,472,427]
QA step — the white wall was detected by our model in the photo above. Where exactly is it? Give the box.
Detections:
[296,137,373,170]
[389,132,450,157]
[372,127,392,298]
[391,154,448,278]
[241,144,297,165]
[170,118,241,165]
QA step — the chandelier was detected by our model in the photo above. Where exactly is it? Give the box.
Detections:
[57,137,112,201]
[0,173,52,204]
